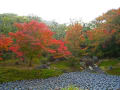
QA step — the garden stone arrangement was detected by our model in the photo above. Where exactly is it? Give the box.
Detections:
[0,71,120,90]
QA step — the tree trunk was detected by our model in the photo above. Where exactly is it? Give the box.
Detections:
[29,57,33,67]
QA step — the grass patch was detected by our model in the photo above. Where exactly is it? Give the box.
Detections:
[50,60,82,72]
[0,68,62,83]
[0,59,82,83]
[99,59,120,66]
[61,85,88,90]
[51,61,69,69]
[107,68,120,75]
[99,58,120,75]
[0,59,42,70]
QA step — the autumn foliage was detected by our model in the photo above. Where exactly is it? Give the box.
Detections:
[0,8,120,63]
[93,8,120,57]
[65,19,117,57]
[0,34,13,60]
[65,23,88,57]
[8,21,70,66]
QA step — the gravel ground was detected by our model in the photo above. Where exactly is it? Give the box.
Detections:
[0,71,120,90]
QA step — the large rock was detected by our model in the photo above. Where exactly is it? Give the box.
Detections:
[80,56,94,68]
[80,56,92,62]
[108,66,113,70]
[48,56,56,62]
[92,56,99,63]
[35,64,49,69]
[55,57,66,62]
[85,59,94,68]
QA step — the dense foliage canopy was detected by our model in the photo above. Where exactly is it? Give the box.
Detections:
[0,8,120,63]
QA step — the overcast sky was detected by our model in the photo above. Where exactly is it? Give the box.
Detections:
[0,0,120,24]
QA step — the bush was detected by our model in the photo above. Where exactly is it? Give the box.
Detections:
[40,57,48,64]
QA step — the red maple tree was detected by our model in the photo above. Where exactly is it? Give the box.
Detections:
[9,21,71,66]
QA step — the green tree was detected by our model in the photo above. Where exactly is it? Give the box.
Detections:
[49,21,67,40]
[0,13,30,35]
